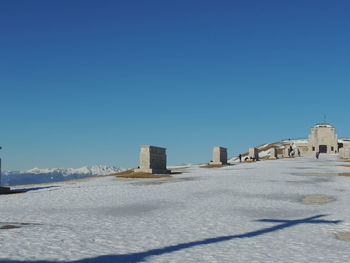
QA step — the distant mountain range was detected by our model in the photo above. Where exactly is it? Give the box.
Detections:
[2,165,123,186]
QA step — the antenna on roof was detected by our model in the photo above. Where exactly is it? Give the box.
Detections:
[323,115,327,124]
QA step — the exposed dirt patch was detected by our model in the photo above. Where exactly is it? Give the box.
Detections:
[132,177,196,185]
[109,169,134,176]
[111,169,174,178]
[116,173,172,178]
[0,225,21,229]
[335,231,350,242]
[0,222,37,230]
[296,172,346,177]
[302,195,334,204]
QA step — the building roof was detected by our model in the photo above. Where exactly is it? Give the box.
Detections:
[313,123,334,128]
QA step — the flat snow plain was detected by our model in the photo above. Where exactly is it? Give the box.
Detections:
[1,155,350,262]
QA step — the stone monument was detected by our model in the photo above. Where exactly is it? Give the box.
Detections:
[269,147,278,160]
[0,154,10,194]
[210,146,228,165]
[344,148,350,159]
[283,144,293,158]
[134,145,170,174]
[249,147,259,161]
[340,146,350,159]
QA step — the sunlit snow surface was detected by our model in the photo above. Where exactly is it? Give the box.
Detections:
[1,155,350,262]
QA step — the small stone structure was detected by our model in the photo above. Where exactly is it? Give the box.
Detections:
[134,145,170,174]
[0,157,10,194]
[210,146,228,165]
[282,145,289,158]
[283,144,294,158]
[339,146,350,159]
[249,147,259,161]
[269,147,278,160]
[343,148,350,159]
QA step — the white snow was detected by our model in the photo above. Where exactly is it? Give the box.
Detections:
[338,138,350,143]
[258,149,270,158]
[1,155,350,262]
[287,139,308,144]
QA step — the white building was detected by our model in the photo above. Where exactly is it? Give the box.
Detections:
[288,123,347,155]
[307,123,338,154]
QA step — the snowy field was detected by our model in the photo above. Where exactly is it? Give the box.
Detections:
[1,155,350,262]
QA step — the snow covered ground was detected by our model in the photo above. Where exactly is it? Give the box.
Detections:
[1,155,350,262]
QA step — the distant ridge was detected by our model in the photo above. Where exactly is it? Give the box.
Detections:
[2,165,123,186]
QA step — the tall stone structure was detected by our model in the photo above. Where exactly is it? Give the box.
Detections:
[307,124,338,154]
[282,144,291,158]
[269,147,278,160]
[210,146,228,165]
[134,145,170,174]
[249,147,259,161]
[0,155,11,194]
[339,145,350,159]
[343,148,350,159]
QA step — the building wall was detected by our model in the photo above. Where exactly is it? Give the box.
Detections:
[307,124,338,154]
[211,146,228,165]
[140,146,167,170]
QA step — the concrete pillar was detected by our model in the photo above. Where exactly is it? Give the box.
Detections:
[0,157,10,194]
[249,147,259,161]
[343,147,350,159]
[339,146,350,159]
[134,145,170,174]
[210,146,228,165]
[283,145,293,158]
[269,147,278,160]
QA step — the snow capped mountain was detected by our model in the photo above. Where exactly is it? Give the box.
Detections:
[2,165,123,186]
[8,165,122,176]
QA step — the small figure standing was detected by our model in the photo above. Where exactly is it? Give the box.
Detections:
[298,149,301,157]
[239,154,242,163]
[316,152,320,159]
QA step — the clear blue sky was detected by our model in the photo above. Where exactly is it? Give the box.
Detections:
[1,0,350,170]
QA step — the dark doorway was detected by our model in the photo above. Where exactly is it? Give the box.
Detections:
[319,145,327,153]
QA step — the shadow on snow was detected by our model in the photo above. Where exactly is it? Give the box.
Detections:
[0,214,341,263]
[10,186,60,194]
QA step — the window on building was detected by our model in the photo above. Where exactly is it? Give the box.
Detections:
[312,147,315,151]
[331,147,334,151]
